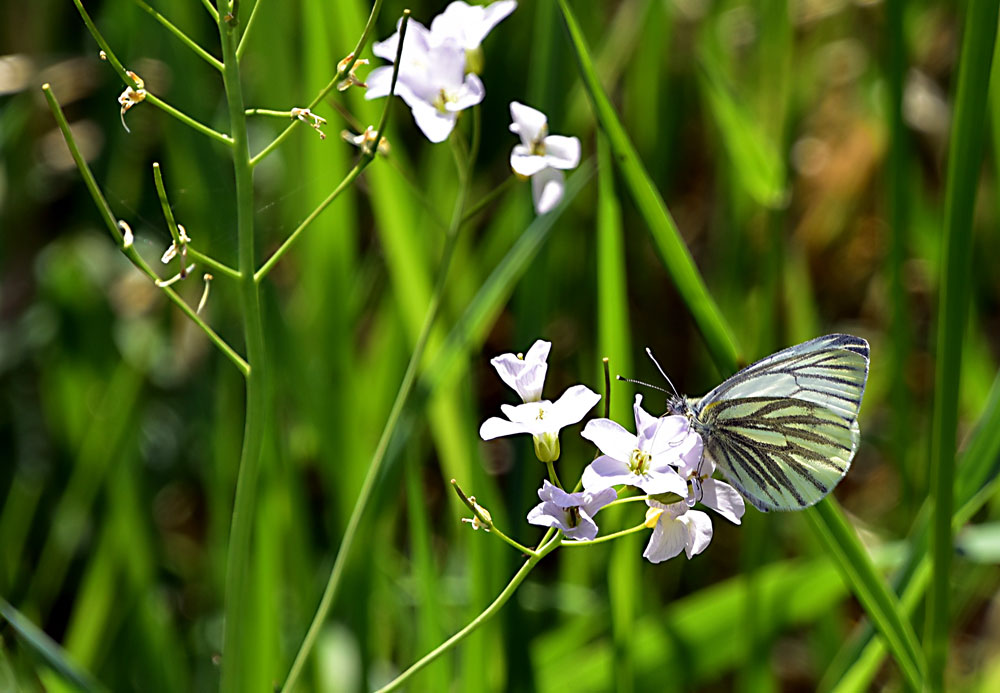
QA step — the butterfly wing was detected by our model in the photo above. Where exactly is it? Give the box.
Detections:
[697,333,869,422]
[693,334,869,511]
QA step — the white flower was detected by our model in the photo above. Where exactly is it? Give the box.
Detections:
[580,395,693,496]
[490,339,550,403]
[430,0,518,51]
[508,102,581,214]
[677,455,745,525]
[642,500,713,563]
[480,384,601,462]
[527,480,616,541]
[366,19,484,143]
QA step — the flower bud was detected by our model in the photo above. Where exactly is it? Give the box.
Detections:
[532,432,560,463]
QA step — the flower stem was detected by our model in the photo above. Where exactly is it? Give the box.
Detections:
[216,3,267,691]
[545,460,563,489]
[374,535,562,693]
[607,494,650,507]
[561,522,647,547]
[249,0,385,166]
[41,84,249,378]
[253,11,409,284]
[236,0,264,60]
[131,0,224,71]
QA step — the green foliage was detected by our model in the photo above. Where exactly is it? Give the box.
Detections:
[2,0,1000,691]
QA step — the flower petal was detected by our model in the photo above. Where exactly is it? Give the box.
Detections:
[479,416,530,440]
[409,100,458,143]
[509,101,547,145]
[581,418,636,462]
[561,513,598,541]
[581,487,618,517]
[524,339,551,364]
[700,479,745,524]
[445,73,485,112]
[549,384,601,429]
[373,18,432,61]
[510,147,549,177]
[531,167,565,214]
[527,501,565,530]
[431,0,518,50]
[582,455,634,491]
[542,135,581,169]
[643,514,687,564]
[635,467,688,496]
[678,510,713,558]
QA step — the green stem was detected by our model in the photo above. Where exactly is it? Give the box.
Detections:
[280,90,469,693]
[131,0,224,71]
[374,535,563,693]
[216,1,268,691]
[236,0,263,60]
[249,0,385,166]
[70,0,233,146]
[253,11,408,284]
[487,527,539,557]
[545,460,562,488]
[607,494,649,507]
[561,522,647,547]
[925,0,999,687]
[186,247,241,280]
[199,0,219,21]
[245,107,295,118]
[152,162,184,247]
[41,84,249,377]
[144,93,234,145]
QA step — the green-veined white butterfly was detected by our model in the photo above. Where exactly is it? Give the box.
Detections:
[649,334,869,512]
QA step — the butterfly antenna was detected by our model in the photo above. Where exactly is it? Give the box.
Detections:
[645,347,682,401]
[616,375,669,394]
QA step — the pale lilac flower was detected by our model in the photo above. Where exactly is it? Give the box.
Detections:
[480,384,601,462]
[509,102,581,214]
[527,480,616,541]
[430,0,518,51]
[580,395,693,496]
[676,455,745,524]
[366,20,484,143]
[490,339,550,403]
[642,500,713,563]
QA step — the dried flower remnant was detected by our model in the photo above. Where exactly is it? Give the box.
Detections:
[290,107,327,140]
[461,496,493,531]
[118,220,134,249]
[341,126,390,156]
[117,70,146,133]
[336,53,369,91]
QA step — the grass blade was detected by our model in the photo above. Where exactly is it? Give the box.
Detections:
[557,0,741,375]
[0,598,106,693]
[925,0,1000,686]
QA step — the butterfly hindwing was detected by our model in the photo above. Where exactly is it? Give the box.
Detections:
[690,334,869,512]
[699,397,860,511]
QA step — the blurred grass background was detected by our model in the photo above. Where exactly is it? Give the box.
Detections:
[2,0,1000,690]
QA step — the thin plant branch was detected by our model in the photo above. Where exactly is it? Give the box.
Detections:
[71,0,233,146]
[199,0,219,22]
[131,0,224,71]
[41,84,249,377]
[249,0,385,166]
[254,10,409,283]
[236,0,263,60]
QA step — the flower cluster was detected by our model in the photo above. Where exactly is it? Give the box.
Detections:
[476,340,746,564]
[365,2,581,214]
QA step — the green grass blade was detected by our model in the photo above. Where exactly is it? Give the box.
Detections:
[596,134,638,692]
[0,598,107,693]
[557,0,741,375]
[925,0,1000,686]
[825,371,1000,691]
[805,500,924,690]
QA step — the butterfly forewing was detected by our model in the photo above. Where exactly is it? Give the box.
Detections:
[698,334,869,422]
[690,334,869,512]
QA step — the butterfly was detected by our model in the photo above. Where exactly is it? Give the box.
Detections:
[646,334,870,512]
